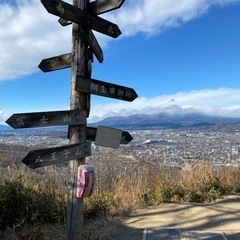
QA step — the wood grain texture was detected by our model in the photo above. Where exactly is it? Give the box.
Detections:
[22,142,91,169]
[76,76,138,101]
[38,53,71,72]
[41,0,121,38]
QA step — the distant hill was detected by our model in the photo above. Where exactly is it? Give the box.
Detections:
[90,113,240,130]
[2,113,240,132]
[0,124,68,137]
[0,125,11,131]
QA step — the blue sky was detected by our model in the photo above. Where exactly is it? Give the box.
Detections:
[1,0,240,124]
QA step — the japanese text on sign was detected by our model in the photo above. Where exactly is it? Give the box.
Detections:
[90,82,133,99]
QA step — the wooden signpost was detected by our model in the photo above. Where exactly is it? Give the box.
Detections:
[90,0,125,14]
[41,0,121,38]
[22,142,91,169]
[67,0,89,238]
[6,0,137,239]
[6,110,86,128]
[76,76,138,101]
[95,126,122,148]
[88,30,103,63]
[58,0,125,26]
[38,53,71,72]
[86,126,133,144]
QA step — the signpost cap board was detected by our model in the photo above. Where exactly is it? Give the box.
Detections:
[95,126,122,148]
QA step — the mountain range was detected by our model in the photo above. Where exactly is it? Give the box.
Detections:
[1,112,240,131]
[90,112,240,130]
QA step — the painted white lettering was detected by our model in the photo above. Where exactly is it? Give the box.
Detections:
[117,89,124,97]
[109,87,116,95]
[51,152,58,161]
[57,3,64,14]
[63,149,71,159]
[63,114,72,122]
[40,115,49,124]
[125,90,132,98]
[108,25,114,34]
[35,156,44,164]
[100,85,107,94]
[75,148,82,156]
[16,117,25,126]
[91,83,99,92]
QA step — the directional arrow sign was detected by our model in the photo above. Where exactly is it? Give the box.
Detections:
[88,30,103,63]
[76,77,138,102]
[38,53,71,72]
[22,142,91,169]
[41,0,121,38]
[90,0,125,15]
[58,17,71,26]
[58,0,125,26]
[86,127,133,145]
[6,110,86,129]
[95,126,122,148]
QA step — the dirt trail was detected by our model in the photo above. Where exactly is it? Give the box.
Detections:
[117,195,240,240]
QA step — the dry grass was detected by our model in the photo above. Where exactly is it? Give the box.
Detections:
[88,159,240,209]
[1,156,240,239]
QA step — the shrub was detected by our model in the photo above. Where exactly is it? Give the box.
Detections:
[1,157,240,239]
[0,174,66,231]
[84,190,115,218]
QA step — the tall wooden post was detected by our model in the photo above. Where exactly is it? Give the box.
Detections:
[6,0,128,238]
[67,0,91,239]
[30,0,127,238]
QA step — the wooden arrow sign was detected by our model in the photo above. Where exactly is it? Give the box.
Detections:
[58,0,125,26]
[22,142,91,169]
[58,17,71,26]
[38,53,71,72]
[86,127,133,144]
[90,0,125,15]
[6,110,86,129]
[95,126,122,148]
[41,0,121,38]
[76,77,138,102]
[88,30,103,63]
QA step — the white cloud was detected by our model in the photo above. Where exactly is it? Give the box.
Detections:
[1,0,239,81]
[0,110,8,125]
[88,88,240,122]
[2,88,240,124]
[0,0,71,80]
[108,0,240,36]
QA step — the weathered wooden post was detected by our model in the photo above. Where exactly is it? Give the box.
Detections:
[67,0,90,238]
[6,0,135,239]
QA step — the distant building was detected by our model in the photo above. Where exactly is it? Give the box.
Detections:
[232,146,240,155]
